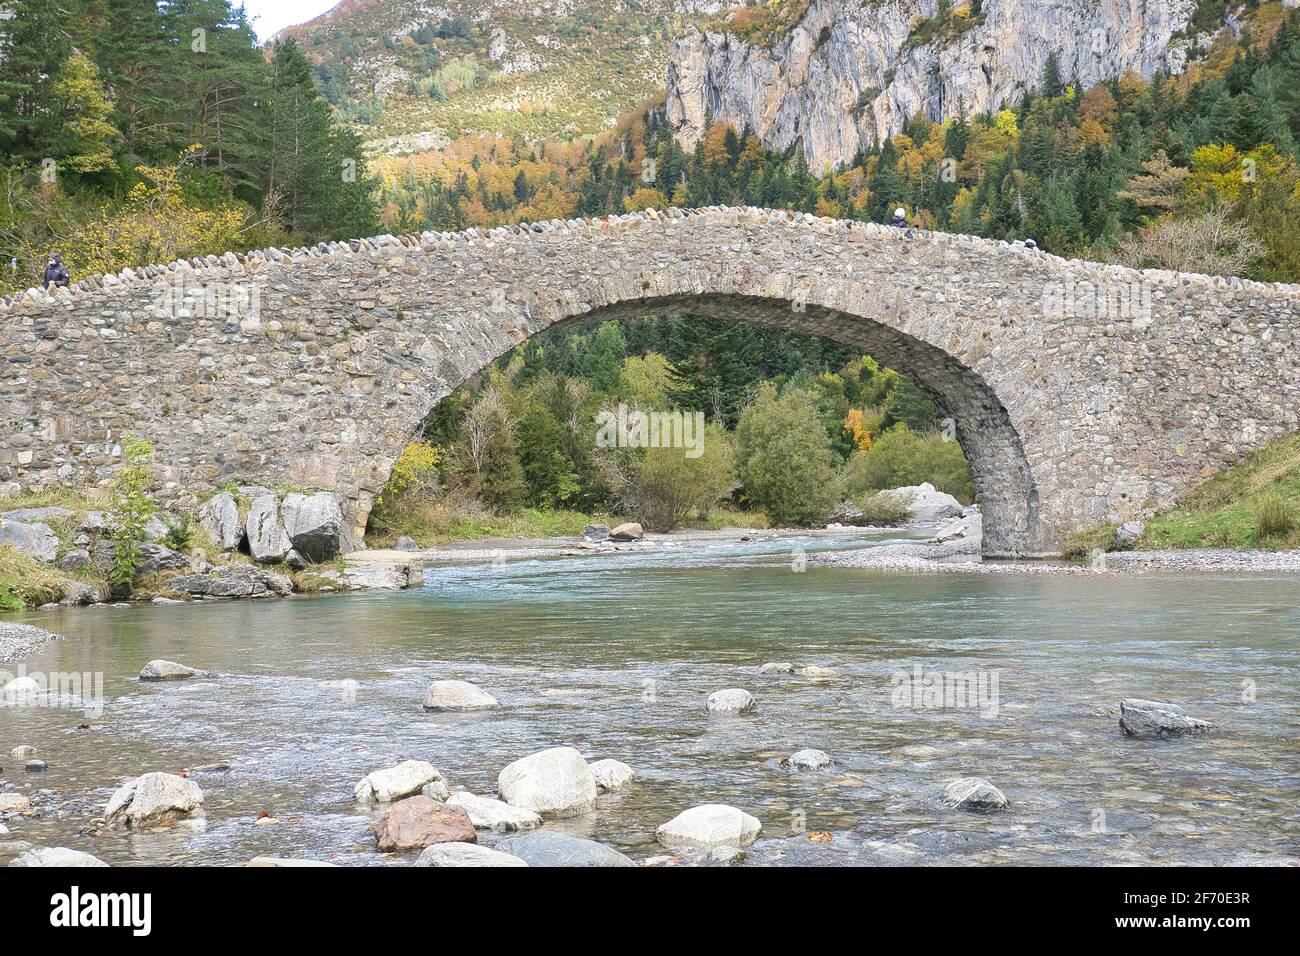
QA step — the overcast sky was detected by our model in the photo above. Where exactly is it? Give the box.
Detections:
[242,0,340,42]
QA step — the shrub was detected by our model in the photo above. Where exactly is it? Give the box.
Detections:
[608,422,734,532]
[852,492,912,526]
[1257,496,1296,539]
[735,383,841,525]
[842,425,975,503]
[108,436,156,589]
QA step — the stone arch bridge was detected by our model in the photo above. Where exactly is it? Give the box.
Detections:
[2,208,1297,557]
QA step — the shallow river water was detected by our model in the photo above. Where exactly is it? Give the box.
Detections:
[2,533,1298,866]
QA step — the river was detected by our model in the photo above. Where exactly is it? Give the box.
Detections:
[2,531,1297,866]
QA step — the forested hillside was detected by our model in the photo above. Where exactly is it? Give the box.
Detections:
[0,0,378,298]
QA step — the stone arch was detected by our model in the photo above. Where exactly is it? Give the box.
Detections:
[416,291,1047,556]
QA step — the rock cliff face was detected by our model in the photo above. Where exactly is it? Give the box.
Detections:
[668,0,1202,169]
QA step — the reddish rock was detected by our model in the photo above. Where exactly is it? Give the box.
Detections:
[373,796,476,851]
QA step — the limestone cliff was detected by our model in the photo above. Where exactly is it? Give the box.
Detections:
[667,0,1204,169]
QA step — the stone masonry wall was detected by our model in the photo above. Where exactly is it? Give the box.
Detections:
[2,207,1297,556]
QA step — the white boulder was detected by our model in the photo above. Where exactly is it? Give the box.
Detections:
[198,492,241,550]
[497,746,598,818]
[105,772,204,828]
[0,519,58,562]
[588,758,635,793]
[1119,698,1212,739]
[445,792,541,831]
[422,679,501,711]
[246,493,291,563]
[786,749,833,770]
[9,847,108,867]
[942,777,1009,811]
[875,482,964,522]
[138,659,203,681]
[354,760,447,803]
[414,843,528,867]
[656,804,762,851]
[706,688,755,714]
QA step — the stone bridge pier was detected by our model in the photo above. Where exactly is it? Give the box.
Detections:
[2,207,1297,557]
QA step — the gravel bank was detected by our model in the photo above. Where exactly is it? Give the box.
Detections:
[0,621,63,664]
[815,537,1300,574]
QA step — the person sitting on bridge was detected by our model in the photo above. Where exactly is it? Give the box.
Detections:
[42,253,70,289]
[890,207,908,228]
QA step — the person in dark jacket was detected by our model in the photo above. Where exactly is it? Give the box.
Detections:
[890,207,908,228]
[43,253,70,288]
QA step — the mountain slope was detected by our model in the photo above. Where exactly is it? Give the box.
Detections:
[667,0,1219,168]
[277,0,745,154]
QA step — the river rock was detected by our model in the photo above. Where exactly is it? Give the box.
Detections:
[414,843,529,867]
[198,492,241,550]
[446,792,541,831]
[8,847,108,867]
[609,521,644,541]
[497,746,598,817]
[581,524,609,542]
[354,760,447,803]
[875,482,963,522]
[0,519,58,562]
[246,493,291,563]
[1113,521,1145,549]
[392,535,419,551]
[281,492,350,562]
[2,676,40,701]
[138,659,204,681]
[706,688,755,714]
[1119,698,1212,739]
[785,749,833,770]
[105,772,205,827]
[800,665,837,677]
[0,793,32,814]
[10,745,37,760]
[372,796,476,851]
[422,679,500,711]
[165,565,293,598]
[588,758,635,793]
[57,548,91,571]
[246,857,338,867]
[656,804,762,850]
[758,662,795,674]
[708,845,747,866]
[495,831,634,867]
[941,777,1009,811]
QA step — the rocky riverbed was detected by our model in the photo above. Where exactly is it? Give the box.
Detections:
[0,622,61,665]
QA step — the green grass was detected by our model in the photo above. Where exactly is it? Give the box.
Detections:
[0,544,100,610]
[1138,431,1300,550]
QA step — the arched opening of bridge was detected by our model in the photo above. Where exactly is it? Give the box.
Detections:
[364,295,1046,558]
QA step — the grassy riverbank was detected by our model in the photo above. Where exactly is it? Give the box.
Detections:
[365,503,771,548]
[1064,431,1300,556]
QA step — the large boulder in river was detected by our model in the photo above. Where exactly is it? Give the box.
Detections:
[9,847,108,868]
[282,492,352,563]
[656,804,762,851]
[414,843,528,867]
[354,760,447,803]
[422,680,500,712]
[105,772,204,828]
[165,565,292,599]
[874,482,963,522]
[495,831,634,867]
[497,746,598,818]
[0,519,58,562]
[608,522,643,541]
[246,493,291,563]
[588,758,635,793]
[445,792,541,831]
[198,492,241,551]
[941,777,1009,811]
[138,659,205,681]
[372,796,475,851]
[706,688,755,714]
[1119,699,1212,739]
